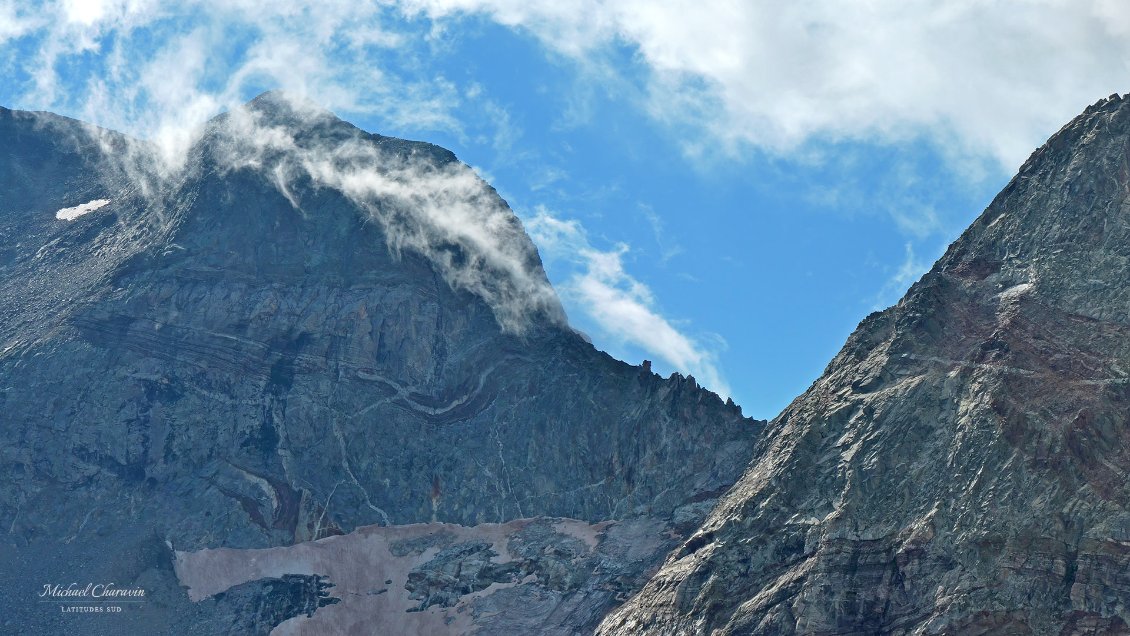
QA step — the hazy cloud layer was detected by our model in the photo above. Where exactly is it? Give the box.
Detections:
[0,0,739,380]
[526,208,730,397]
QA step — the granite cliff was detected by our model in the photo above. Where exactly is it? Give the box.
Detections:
[0,94,758,634]
[600,94,1130,634]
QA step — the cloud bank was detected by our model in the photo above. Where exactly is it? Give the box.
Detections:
[6,2,1130,171]
[402,0,1130,169]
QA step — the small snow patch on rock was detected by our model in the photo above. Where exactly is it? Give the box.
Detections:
[56,199,110,221]
[998,282,1033,301]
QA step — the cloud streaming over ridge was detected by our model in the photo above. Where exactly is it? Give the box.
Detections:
[205,97,566,334]
[0,0,745,388]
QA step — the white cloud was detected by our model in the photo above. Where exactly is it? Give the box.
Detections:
[526,208,730,398]
[0,2,42,43]
[9,2,1130,175]
[399,0,1130,170]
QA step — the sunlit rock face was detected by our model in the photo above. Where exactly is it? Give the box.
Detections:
[0,94,758,634]
[600,94,1130,635]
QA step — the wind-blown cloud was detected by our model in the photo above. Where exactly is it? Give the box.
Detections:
[190,96,569,334]
[526,208,730,398]
[6,0,1130,193]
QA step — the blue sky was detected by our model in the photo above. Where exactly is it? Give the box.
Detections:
[3,1,1130,418]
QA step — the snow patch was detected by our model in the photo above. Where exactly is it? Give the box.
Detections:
[998,282,1033,301]
[55,199,110,221]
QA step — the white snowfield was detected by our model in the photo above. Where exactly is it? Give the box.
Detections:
[55,199,110,220]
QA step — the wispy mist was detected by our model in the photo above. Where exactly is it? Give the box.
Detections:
[526,208,730,397]
[203,96,566,332]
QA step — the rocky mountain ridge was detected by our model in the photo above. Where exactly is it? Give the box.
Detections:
[599,93,1130,634]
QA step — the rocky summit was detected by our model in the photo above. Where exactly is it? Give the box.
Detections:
[599,94,1130,634]
[0,93,757,634]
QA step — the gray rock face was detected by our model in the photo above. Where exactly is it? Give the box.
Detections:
[599,94,1130,634]
[0,94,758,633]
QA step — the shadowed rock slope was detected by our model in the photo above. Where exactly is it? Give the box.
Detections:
[600,93,1130,635]
[0,94,757,634]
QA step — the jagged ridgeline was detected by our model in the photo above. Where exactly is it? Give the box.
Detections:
[600,94,1130,634]
[0,93,757,634]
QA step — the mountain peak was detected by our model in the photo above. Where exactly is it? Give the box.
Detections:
[235,90,354,136]
[929,89,1130,327]
[1,99,759,634]
[599,92,1130,635]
